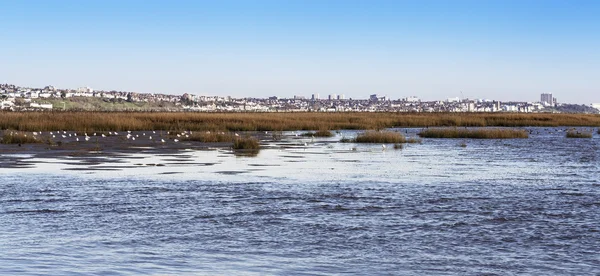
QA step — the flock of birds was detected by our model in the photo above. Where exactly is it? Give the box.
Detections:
[20,130,252,145]
[25,130,201,144]
[525,127,597,135]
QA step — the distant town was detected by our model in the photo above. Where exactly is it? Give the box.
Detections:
[1,83,599,113]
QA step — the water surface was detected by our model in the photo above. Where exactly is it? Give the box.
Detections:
[1,128,599,275]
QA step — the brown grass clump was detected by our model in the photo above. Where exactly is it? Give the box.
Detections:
[405,137,422,144]
[232,137,260,156]
[418,128,529,139]
[1,131,42,144]
[566,130,592,138]
[353,131,406,143]
[302,129,334,137]
[340,137,352,143]
[180,132,233,143]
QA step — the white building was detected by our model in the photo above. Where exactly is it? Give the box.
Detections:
[404,96,420,102]
[30,102,53,109]
[78,86,94,93]
[541,93,554,106]
[1,99,15,109]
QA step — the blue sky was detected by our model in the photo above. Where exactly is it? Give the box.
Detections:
[1,0,598,103]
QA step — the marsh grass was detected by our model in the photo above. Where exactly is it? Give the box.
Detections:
[393,143,403,150]
[180,132,233,143]
[340,137,352,143]
[353,131,406,143]
[2,112,600,132]
[418,128,529,139]
[1,130,41,144]
[271,131,283,140]
[232,137,260,156]
[302,129,334,137]
[405,137,422,144]
[566,130,593,138]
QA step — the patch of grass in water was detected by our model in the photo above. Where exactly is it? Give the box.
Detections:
[1,130,42,144]
[233,136,260,150]
[340,131,422,144]
[405,137,422,144]
[340,137,352,143]
[233,136,260,156]
[302,129,334,137]
[418,128,528,139]
[352,131,406,143]
[566,130,592,138]
[181,132,233,143]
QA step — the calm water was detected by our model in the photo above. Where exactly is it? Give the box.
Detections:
[1,128,599,275]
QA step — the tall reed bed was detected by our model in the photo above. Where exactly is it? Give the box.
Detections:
[418,128,529,139]
[1,112,600,132]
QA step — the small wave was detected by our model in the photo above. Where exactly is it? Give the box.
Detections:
[4,209,69,214]
[559,192,586,196]
[487,216,522,223]
[319,204,350,211]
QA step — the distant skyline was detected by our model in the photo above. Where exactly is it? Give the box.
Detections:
[1,0,599,104]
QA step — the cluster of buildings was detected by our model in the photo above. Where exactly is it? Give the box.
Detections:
[0,84,181,110]
[1,83,597,113]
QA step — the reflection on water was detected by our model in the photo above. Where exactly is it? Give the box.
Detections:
[0,128,599,275]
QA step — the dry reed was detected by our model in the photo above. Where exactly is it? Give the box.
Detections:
[302,130,334,137]
[180,132,234,143]
[1,112,600,132]
[233,136,260,151]
[1,130,42,144]
[353,131,406,143]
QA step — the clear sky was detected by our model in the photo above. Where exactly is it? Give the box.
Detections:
[1,0,598,103]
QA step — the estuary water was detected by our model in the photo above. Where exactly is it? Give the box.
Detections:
[1,128,599,275]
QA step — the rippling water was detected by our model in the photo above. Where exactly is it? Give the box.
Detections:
[1,128,599,275]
